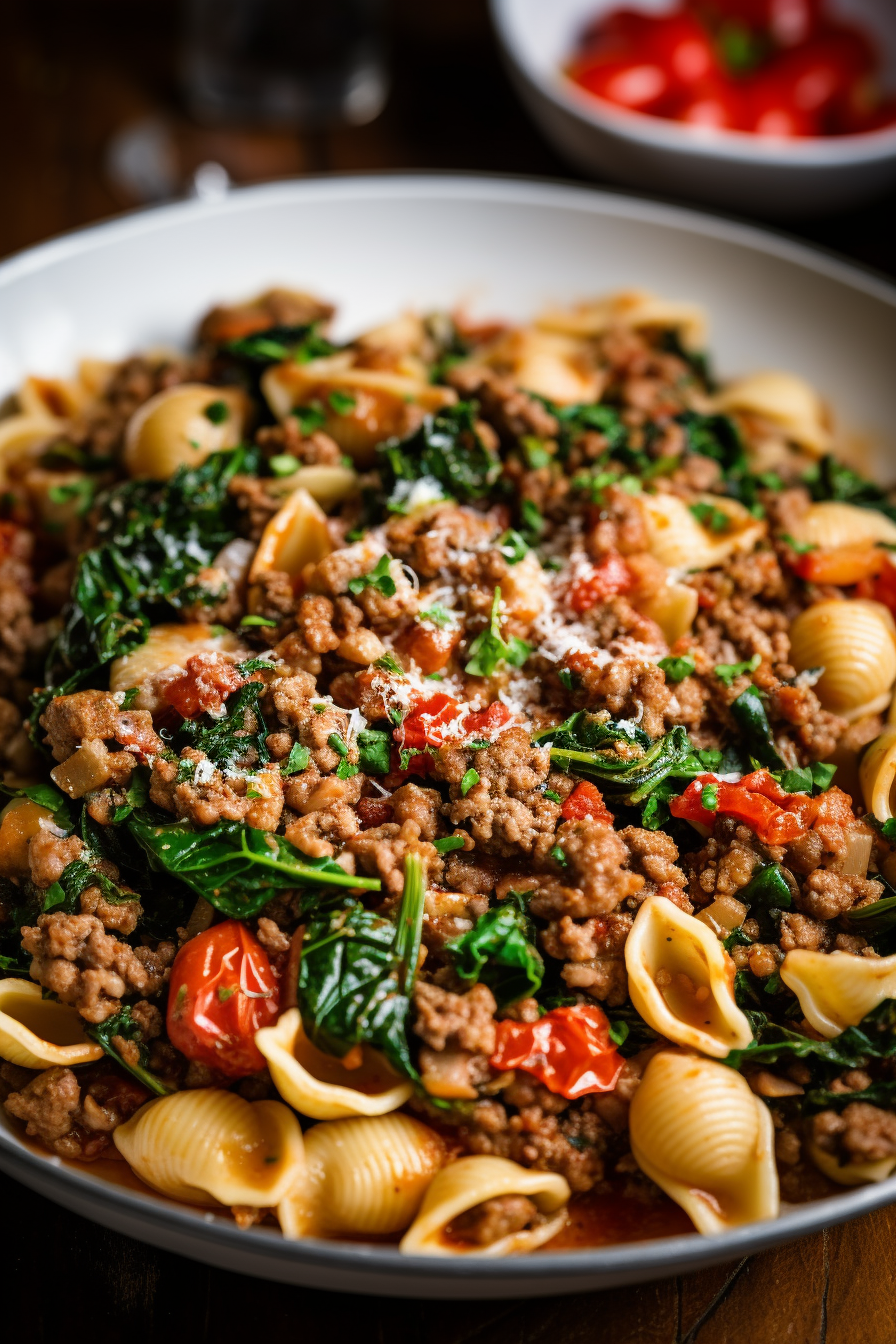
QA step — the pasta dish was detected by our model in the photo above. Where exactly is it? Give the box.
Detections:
[2,285,896,1255]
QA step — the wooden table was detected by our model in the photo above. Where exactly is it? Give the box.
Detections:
[2,3,895,1338]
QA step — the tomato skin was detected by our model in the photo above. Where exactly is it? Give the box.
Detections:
[790,545,886,586]
[567,553,633,614]
[396,623,461,674]
[674,74,748,129]
[687,0,822,46]
[167,921,280,1079]
[744,25,875,136]
[670,773,807,844]
[398,692,463,751]
[164,653,250,719]
[858,555,896,614]
[463,702,512,738]
[569,54,674,113]
[561,780,614,825]
[490,1005,624,1100]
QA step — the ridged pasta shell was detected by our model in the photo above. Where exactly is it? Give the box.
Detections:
[629,1051,779,1235]
[261,354,455,465]
[624,896,753,1058]
[0,797,54,881]
[0,978,103,1069]
[247,488,331,611]
[278,1113,445,1239]
[789,599,896,722]
[256,1008,413,1120]
[108,622,246,693]
[780,949,896,1038]
[113,1089,304,1207]
[712,371,831,456]
[399,1156,570,1257]
[0,412,63,476]
[266,464,359,511]
[537,289,707,350]
[123,384,249,479]
[807,1139,896,1187]
[641,492,766,572]
[785,501,896,550]
[860,726,896,823]
[635,580,698,645]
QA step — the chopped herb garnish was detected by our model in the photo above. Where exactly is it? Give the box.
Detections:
[714,653,761,686]
[281,743,311,776]
[460,768,480,796]
[550,844,567,866]
[373,652,404,675]
[782,534,817,555]
[658,654,696,683]
[690,501,731,533]
[418,604,457,629]
[203,400,229,424]
[348,553,397,598]
[433,835,466,854]
[328,390,357,416]
[240,614,278,628]
[270,453,300,476]
[498,530,530,565]
[464,587,531,678]
[358,728,391,775]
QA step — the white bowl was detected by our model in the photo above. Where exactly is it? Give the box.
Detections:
[491,0,896,215]
[1,175,896,1295]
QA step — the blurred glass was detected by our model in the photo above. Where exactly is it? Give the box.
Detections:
[182,0,389,128]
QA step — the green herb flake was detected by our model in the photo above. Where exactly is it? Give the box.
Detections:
[328,390,357,416]
[270,453,300,477]
[782,533,818,555]
[328,732,349,758]
[543,790,562,803]
[690,501,731,533]
[550,844,567,866]
[347,553,397,598]
[217,985,237,1002]
[433,835,465,854]
[464,587,531,678]
[336,760,359,780]
[521,436,551,469]
[460,768,480,797]
[714,653,761,687]
[240,614,278,628]
[203,400,229,424]
[373,652,404,676]
[281,743,311,776]
[119,686,140,710]
[658,654,696,683]
[418,603,457,629]
[357,728,391,775]
[498,530,530,565]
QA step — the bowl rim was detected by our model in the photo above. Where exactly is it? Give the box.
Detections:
[1,170,896,1288]
[490,0,896,166]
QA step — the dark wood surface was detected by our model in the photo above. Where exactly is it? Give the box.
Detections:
[2,3,895,1339]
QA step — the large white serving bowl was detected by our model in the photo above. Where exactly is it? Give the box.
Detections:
[491,0,896,216]
[1,175,896,1297]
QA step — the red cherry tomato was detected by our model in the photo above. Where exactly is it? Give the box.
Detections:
[560,780,614,825]
[857,554,896,614]
[490,1004,624,1100]
[669,773,807,844]
[645,13,719,85]
[397,692,463,751]
[463,701,512,738]
[674,74,748,129]
[567,552,633,614]
[569,54,674,113]
[167,920,280,1079]
[686,0,822,47]
[790,544,886,586]
[744,24,875,136]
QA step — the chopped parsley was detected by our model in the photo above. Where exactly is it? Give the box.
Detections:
[348,554,397,598]
[328,390,357,416]
[240,614,278,628]
[460,768,480,796]
[658,654,696,683]
[433,835,466,854]
[418,604,457,629]
[689,501,731,533]
[374,652,404,675]
[203,400,229,424]
[464,587,531,678]
[281,743,311,776]
[714,653,761,686]
[498,530,530,565]
[550,844,567,866]
[782,534,817,555]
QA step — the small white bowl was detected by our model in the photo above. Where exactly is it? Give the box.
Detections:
[491,0,896,215]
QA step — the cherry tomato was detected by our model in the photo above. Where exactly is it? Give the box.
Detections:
[744,25,875,136]
[398,692,463,751]
[674,74,748,129]
[687,0,822,47]
[790,544,886,586]
[670,773,806,844]
[567,552,633,614]
[490,1004,624,1100]
[857,554,896,614]
[396,622,461,674]
[167,920,280,1079]
[569,54,674,114]
[560,780,614,825]
[163,652,250,719]
[463,701,512,738]
[644,13,719,84]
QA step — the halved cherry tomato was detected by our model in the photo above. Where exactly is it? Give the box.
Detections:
[398,692,463,751]
[490,1004,624,1100]
[463,701,512,738]
[560,780,614,825]
[670,773,807,844]
[790,545,886,586]
[167,920,280,1079]
[567,553,633,614]
[163,653,250,719]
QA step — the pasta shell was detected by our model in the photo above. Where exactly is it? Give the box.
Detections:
[0,797,55,881]
[624,896,753,1058]
[261,354,455,466]
[789,599,896,722]
[123,384,249,480]
[537,290,707,351]
[780,949,896,1038]
[113,1089,304,1207]
[860,726,896,823]
[635,580,698,645]
[0,978,103,1069]
[712,371,831,456]
[266,464,359,511]
[641,492,765,571]
[108,622,246,693]
[399,1156,570,1257]
[256,1007,413,1120]
[0,412,63,478]
[807,1139,896,1187]
[247,488,331,610]
[784,501,896,551]
[463,328,602,405]
[629,1051,779,1235]
[278,1113,445,1240]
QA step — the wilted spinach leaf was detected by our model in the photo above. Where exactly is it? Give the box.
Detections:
[448,892,543,1007]
[377,403,501,510]
[176,680,269,769]
[86,1004,174,1096]
[730,687,785,769]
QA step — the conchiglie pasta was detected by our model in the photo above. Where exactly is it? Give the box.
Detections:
[0,798,55,881]
[0,412,64,479]
[108,622,246,693]
[641,492,766,571]
[784,501,896,550]
[807,1138,896,1188]
[624,896,753,1058]
[399,1156,570,1257]
[788,599,896,721]
[629,1051,779,1235]
[634,580,699,645]
[0,978,104,1069]
[265,463,359,511]
[780,949,896,1038]
[113,1089,304,1207]
[123,384,250,479]
[536,289,707,351]
[462,327,602,405]
[247,487,331,612]
[712,370,831,456]
[860,726,896,823]
[278,1113,445,1240]
[255,1007,413,1120]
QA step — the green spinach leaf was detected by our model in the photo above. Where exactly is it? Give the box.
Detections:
[448,892,543,1007]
